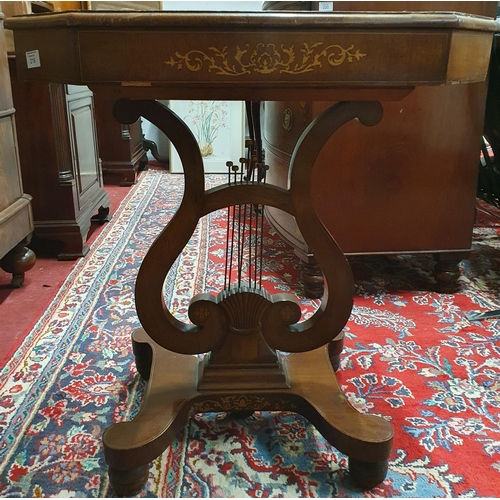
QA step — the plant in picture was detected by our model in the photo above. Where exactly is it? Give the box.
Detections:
[186,101,228,157]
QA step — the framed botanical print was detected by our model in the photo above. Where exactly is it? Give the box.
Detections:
[169,100,246,174]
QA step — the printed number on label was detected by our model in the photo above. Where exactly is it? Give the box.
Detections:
[318,2,333,11]
[26,50,41,69]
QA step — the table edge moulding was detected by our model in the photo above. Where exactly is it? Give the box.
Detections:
[6,10,498,496]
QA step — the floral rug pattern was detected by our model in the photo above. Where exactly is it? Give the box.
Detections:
[0,170,499,497]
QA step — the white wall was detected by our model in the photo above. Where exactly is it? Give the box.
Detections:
[141,0,263,159]
[162,1,262,10]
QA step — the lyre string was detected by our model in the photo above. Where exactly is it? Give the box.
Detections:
[236,158,245,287]
[223,102,267,293]
[224,161,239,291]
[224,162,232,292]
[247,149,254,290]
[258,165,268,288]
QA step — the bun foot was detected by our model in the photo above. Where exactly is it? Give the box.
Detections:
[348,458,388,490]
[108,464,150,496]
[433,256,461,293]
[11,273,25,288]
[300,256,324,299]
[0,240,36,288]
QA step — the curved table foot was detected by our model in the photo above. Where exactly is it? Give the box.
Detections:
[132,329,153,380]
[284,348,393,473]
[108,464,150,497]
[104,330,393,494]
[349,457,389,490]
[328,331,345,372]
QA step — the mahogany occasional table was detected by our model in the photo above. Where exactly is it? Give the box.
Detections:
[7,10,498,495]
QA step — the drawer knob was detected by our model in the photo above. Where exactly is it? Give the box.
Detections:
[282,108,293,131]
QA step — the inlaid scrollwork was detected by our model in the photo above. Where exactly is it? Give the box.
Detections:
[165,42,366,76]
[191,394,297,413]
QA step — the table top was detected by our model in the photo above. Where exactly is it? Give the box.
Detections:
[5,10,499,101]
[6,10,498,30]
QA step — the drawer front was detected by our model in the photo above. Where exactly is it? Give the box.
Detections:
[263,101,313,158]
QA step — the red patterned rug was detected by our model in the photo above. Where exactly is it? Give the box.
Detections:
[0,169,499,497]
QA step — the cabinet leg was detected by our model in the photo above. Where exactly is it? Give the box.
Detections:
[91,205,111,224]
[433,255,462,293]
[143,137,169,164]
[299,254,324,299]
[119,169,138,186]
[139,153,149,172]
[56,231,90,261]
[0,239,36,288]
[108,464,150,496]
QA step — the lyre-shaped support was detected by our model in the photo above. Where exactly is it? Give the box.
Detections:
[114,99,382,357]
[103,99,392,496]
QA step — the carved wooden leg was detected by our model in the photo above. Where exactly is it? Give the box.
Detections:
[0,238,36,288]
[103,329,199,496]
[433,254,462,293]
[283,348,393,488]
[103,99,391,494]
[106,337,392,494]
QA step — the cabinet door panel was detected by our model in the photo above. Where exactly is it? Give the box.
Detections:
[68,95,102,210]
[0,116,23,211]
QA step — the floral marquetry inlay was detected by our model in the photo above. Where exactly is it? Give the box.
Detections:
[191,395,297,413]
[165,42,366,76]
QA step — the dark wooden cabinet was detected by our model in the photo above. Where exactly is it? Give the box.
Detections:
[263,1,499,296]
[94,95,147,186]
[3,1,109,261]
[9,68,110,260]
[0,10,35,286]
